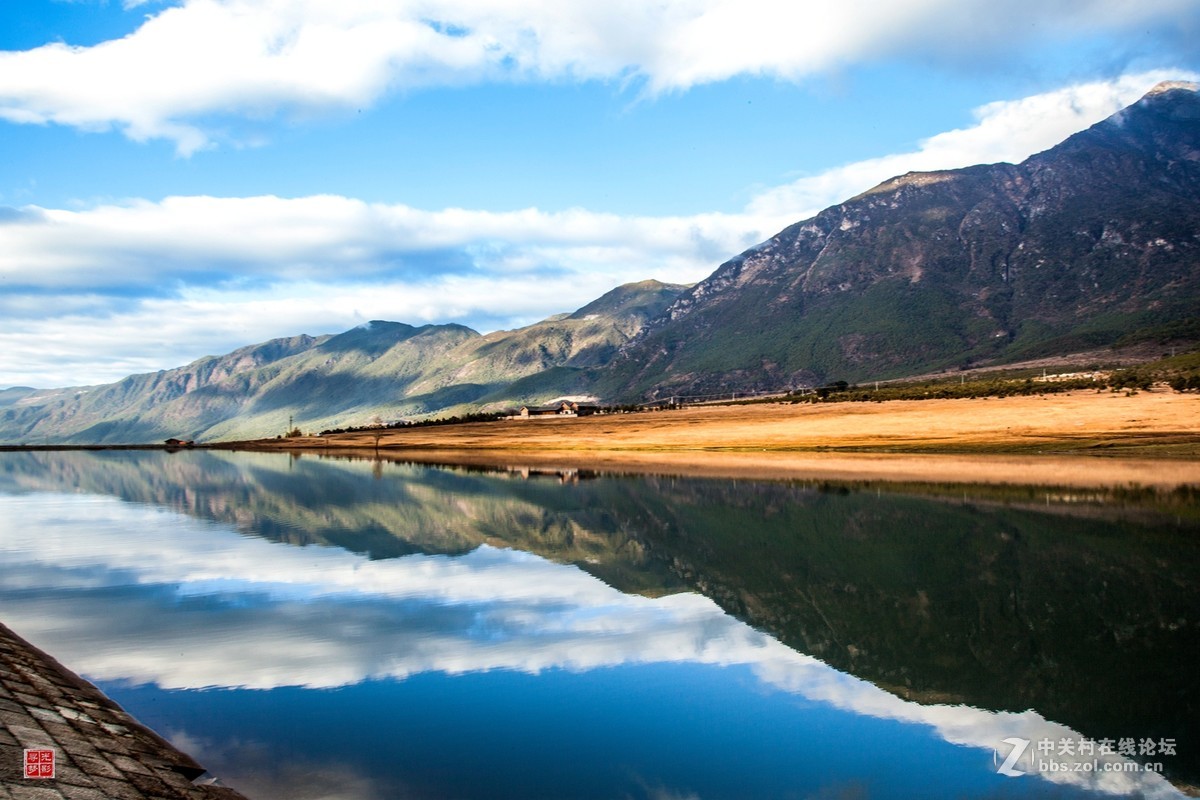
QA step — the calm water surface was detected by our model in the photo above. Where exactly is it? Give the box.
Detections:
[0,450,1196,799]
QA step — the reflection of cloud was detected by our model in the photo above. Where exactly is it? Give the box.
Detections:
[0,494,799,688]
[167,730,389,800]
[0,492,1184,798]
[754,661,1182,798]
[630,779,701,800]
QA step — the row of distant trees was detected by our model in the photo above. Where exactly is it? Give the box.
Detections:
[781,368,1199,405]
[318,411,507,436]
[1168,373,1200,392]
[316,403,685,435]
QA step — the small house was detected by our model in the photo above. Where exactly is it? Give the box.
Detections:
[516,401,602,419]
[567,402,600,416]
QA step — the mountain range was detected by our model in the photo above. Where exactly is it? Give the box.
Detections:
[3,81,1199,443]
[0,280,687,443]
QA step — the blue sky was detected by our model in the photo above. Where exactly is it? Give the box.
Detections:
[1,0,1198,388]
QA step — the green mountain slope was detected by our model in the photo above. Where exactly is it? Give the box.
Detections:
[603,81,1200,398]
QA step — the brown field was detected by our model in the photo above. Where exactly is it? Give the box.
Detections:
[235,389,1200,487]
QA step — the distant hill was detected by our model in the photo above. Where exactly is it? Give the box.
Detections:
[602,81,1200,398]
[0,281,687,443]
[4,83,1199,443]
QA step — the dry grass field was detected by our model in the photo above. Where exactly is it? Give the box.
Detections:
[240,389,1200,487]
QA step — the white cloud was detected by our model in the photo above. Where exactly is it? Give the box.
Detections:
[0,197,783,386]
[0,0,1195,153]
[0,196,775,286]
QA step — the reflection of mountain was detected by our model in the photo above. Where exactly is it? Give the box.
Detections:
[15,495,1168,799]
[2,451,1197,785]
[620,479,1199,769]
[0,450,688,596]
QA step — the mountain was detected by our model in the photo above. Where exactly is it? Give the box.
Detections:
[0,387,38,408]
[603,81,1200,398]
[2,334,325,444]
[0,280,687,443]
[5,83,1199,443]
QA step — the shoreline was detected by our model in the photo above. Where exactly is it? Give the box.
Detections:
[228,446,1200,489]
[7,391,1199,487]
[224,390,1200,488]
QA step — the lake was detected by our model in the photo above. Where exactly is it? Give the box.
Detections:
[0,449,1196,799]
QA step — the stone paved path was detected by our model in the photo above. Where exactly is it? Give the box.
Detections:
[0,622,249,799]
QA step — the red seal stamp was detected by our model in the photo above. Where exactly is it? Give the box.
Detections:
[24,749,55,779]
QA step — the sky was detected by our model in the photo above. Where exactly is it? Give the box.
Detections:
[1,0,1198,389]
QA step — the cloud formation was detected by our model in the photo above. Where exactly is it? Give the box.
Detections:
[0,197,771,289]
[0,0,1195,153]
[0,199,779,386]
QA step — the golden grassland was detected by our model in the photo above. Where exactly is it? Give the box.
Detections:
[233,388,1200,487]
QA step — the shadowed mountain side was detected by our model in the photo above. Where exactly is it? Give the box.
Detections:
[0,387,38,408]
[316,321,443,355]
[441,280,693,386]
[472,367,598,408]
[601,82,1200,399]
[444,282,694,407]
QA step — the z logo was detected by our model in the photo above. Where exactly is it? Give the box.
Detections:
[994,737,1029,777]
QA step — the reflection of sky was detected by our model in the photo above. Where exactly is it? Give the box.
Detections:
[0,491,1185,799]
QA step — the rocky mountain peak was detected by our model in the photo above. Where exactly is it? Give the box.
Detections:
[1145,80,1199,96]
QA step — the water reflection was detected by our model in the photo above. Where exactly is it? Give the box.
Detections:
[0,450,1196,799]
